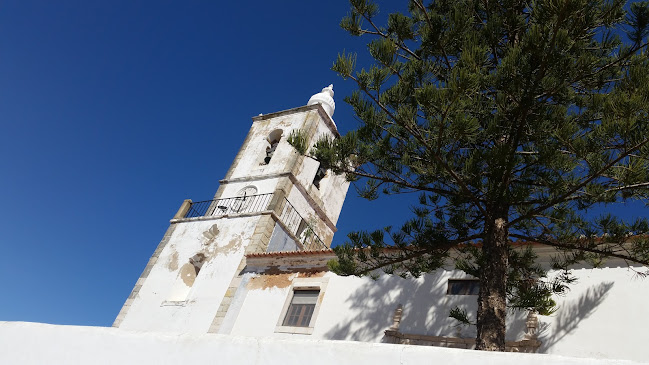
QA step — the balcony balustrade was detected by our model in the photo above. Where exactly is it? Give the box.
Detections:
[182,193,326,251]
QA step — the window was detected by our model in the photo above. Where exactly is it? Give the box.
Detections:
[262,129,283,165]
[447,279,480,295]
[264,140,279,164]
[282,290,319,327]
[276,279,328,334]
[313,166,326,189]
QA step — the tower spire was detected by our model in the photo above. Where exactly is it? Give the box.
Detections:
[307,84,335,118]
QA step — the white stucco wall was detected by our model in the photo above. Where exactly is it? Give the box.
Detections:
[291,117,350,226]
[118,105,351,332]
[217,177,282,199]
[285,187,334,244]
[536,266,648,360]
[315,169,349,225]
[226,265,649,363]
[230,271,505,341]
[0,321,643,365]
[226,108,319,182]
[310,119,349,224]
[215,105,348,247]
[118,217,260,333]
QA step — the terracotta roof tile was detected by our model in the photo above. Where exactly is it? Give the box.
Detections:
[246,249,335,258]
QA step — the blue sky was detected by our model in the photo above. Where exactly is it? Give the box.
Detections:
[0,1,415,326]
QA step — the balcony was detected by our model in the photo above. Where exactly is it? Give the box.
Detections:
[179,193,327,251]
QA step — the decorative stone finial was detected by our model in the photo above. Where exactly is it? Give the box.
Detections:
[524,311,539,340]
[307,84,335,118]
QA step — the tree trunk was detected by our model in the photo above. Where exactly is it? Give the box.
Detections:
[475,216,509,351]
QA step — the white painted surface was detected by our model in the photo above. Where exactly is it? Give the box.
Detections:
[315,169,349,225]
[267,223,300,252]
[0,321,644,365]
[226,109,315,182]
[286,187,334,244]
[119,101,350,332]
[307,84,335,118]
[228,267,649,362]
[217,177,282,199]
[298,116,350,225]
[536,266,649,361]
[118,217,260,333]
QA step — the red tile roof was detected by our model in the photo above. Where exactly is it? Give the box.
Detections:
[246,249,335,258]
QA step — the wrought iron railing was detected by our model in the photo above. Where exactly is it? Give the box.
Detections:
[183,193,327,251]
[185,193,274,218]
[275,197,327,251]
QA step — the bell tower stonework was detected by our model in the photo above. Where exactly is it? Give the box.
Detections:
[113,85,349,334]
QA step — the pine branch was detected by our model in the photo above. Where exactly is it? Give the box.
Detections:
[509,233,649,266]
[507,137,649,228]
[347,233,485,275]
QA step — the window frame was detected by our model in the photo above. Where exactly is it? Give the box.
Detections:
[447,279,480,295]
[312,165,327,189]
[281,289,319,327]
[261,129,283,165]
[275,278,328,335]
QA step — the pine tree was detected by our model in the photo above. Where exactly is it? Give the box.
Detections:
[290,0,649,351]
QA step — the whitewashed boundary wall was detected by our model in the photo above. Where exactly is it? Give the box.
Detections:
[0,321,645,365]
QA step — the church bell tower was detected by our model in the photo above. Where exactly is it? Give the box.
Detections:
[113,85,349,334]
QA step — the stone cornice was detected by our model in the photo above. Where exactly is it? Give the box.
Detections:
[251,104,340,137]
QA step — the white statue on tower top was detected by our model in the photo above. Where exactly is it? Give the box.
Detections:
[307,84,335,118]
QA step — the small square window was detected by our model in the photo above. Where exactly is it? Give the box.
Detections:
[447,279,480,295]
[276,281,328,335]
[282,290,319,327]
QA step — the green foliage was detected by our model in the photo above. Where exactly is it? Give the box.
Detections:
[628,1,649,44]
[449,307,475,326]
[290,0,649,348]
[287,130,309,155]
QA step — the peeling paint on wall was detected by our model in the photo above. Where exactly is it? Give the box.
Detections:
[246,270,326,291]
[179,263,197,287]
[168,251,179,271]
[202,224,220,242]
[216,234,243,256]
[299,271,326,278]
[247,273,297,290]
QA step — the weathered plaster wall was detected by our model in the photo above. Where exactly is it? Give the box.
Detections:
[230,271,499,341]
[213,105,348,248]
[315,170,349,225]
[117,217,260,333]
[117,104,350,332]
[217,177,282,200]
[309,118,350,225]
[228,261,649,363]
[0,321,643,365]
[225,108,317,183]
[291,117,350,227]
[267,223,300,252]
[286,187,335,246]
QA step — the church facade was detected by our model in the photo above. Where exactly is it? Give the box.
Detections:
[112,86,648,362]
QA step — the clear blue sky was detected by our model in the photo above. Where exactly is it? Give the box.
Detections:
[1,1,646,328]
[0,1,415,326]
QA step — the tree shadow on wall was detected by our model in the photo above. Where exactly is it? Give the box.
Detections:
[538,281,614,352]
[321,273,445,342]
[320,271,529,343]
